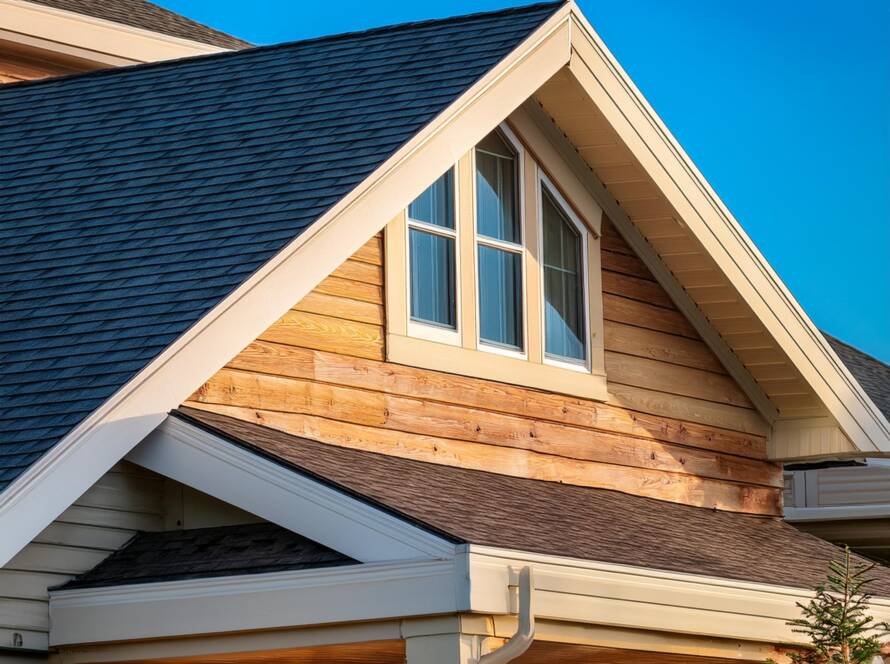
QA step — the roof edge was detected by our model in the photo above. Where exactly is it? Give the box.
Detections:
[566,7,890,455]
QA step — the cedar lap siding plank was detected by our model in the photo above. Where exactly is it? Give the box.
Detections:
[0,2,564,492]
[188,227,783,516]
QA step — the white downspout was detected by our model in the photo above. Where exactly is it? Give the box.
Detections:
[479,566,535,664]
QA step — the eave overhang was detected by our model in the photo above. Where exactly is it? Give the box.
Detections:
[49,544,890,649]
[540,7,890,460]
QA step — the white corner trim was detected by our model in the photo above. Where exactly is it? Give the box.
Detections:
[0,6,572,568]
[49,559,461,646]
[465,545,890,646]
[2,0,228,65]
[565,5,890,453]
[126,416,455,562]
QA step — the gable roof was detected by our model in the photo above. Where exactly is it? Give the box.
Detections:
[826,334,890,421]
[176,407,890,595]
[23,0,251,49]
[58,522,354,589]
[0,1,563,493]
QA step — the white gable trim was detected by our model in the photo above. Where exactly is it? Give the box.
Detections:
[565,8,890,454]
[1,0,228,66]
[126,416,455,562]
[0,5,574,567]
[49,559,461,646]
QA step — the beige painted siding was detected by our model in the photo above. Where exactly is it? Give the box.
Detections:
[0,462,259,651]
[0,462,163,650]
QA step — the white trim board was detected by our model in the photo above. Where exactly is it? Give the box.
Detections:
[785,505,890,522]
[49,559,461,646]
[49,542,886,648]
[1,0,229,66]
[465,545,890,646]
[126,415,456,562]
[0,5,573,568]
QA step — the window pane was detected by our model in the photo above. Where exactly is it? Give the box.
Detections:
[542,189,585,361]
[478,245,523,349]
[410,228,456,328]
[476,131,519,243]
[408,170,454,229]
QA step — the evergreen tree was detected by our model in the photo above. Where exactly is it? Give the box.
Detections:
[769,547,889,664]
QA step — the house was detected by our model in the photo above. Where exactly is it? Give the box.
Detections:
[0,0,247,83]
[2,1,890,661]
[784,338,890,563]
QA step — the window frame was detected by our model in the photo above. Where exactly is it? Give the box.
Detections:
[405,166,461,346]
[472,123,527,359]
[537,170,591,373]
[384,107,607,404]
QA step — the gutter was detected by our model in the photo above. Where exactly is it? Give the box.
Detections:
[479,566,535,663]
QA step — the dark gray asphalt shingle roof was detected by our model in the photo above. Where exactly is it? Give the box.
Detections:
[825,333,890,420]
[57,522,354,589]
[0,2,563,492]
[26,0,251,49]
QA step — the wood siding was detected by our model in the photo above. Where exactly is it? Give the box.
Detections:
[0,51,92,84]
[188,230,781,516]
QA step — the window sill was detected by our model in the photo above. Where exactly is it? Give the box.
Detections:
[387,333,608,402]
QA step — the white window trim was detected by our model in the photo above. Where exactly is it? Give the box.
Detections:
[537,170,591,374]
[405,166,462,346]
[473,122,528,359]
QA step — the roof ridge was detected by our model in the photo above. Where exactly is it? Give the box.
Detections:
[0,1,565,93]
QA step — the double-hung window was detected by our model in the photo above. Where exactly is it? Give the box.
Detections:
[540,177,588,367]
[475,129,524,353]
[407,169,457,338]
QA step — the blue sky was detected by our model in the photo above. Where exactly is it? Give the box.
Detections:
[160,0,890,362]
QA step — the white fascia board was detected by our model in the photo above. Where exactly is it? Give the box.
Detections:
[565,3,890,455]
[465,545,890,646]
[49,559,462,646]
[0,6,572,568]
[126,416,455,562]
[1,0,227,65]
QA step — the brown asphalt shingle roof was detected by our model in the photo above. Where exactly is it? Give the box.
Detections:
[27,0,251,49]
[175,407,890,596]
[826,333,890,421]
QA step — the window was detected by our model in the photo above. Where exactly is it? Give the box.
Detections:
[541,183,587,365]
[386,112,606,403]
[407,170,457,331]
[475,129,523,352]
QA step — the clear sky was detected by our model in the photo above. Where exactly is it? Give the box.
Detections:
[159,0,890,362]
